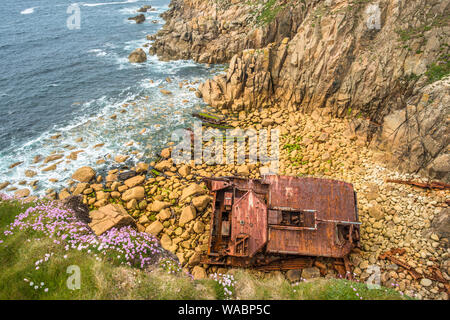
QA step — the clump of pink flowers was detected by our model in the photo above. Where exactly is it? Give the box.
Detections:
[210,273,236,299]
[1,200,164,269]
[0,193,13,201]
[160,258,182,274]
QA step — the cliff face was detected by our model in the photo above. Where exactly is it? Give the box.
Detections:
[151,0,450,181]
[149,0,299,63]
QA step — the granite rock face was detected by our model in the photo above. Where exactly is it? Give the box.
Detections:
[377,78,450,182]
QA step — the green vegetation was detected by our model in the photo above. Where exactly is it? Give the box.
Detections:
[229,269,409,300]
[396,14,450,43]
[283,139,309,167]
[247,0,287,26]
[196,112,223,121]
[0,199,409,300]
[425,55,450,83]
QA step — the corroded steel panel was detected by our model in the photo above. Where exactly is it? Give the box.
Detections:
[263,175,357,222]
[263,176,358,257]
[268,210,282,225]
[230,190,267,257]
[266,225,353,258]
[210,180,231,191]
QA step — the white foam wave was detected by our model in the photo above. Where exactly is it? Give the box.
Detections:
[81,0,140,7]
[118,7,140,14]
[88,49,107,57]
[21,7,37,15]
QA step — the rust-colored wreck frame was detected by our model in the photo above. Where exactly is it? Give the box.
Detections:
[202,175,361,270]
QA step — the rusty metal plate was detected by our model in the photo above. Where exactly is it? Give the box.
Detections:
[231,190,267,257]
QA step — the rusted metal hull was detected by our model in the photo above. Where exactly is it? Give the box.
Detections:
[203,176,360,268]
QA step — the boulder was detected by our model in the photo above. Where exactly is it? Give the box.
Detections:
[192,195,211,211]
[431,208,450,239]
[420,278,432,287]
[118,170,136,181]
[89,204,136,236]
[0,181,10,190]
[157,208,171,221]
[128,49,147,63]
[178,165,191,177]
[124,175,145,188]
[192,266,207,280]
[179,205,196,226]
[114,155,129,163]
[137,5,151,13]
[368,201,384,220]
[236,164,250,176]
[146,220,164,236]
[160,233,172,250]
[150,200,171,212]
[286,269,302,282]
[25,170,37,178]
[42,164,57,172]
[136,162,149,173]
[301,267,320,280]
[72,167,96,183]
[14,188,30,198]
[160,148,171,158]
[44,154,63,163]
[138,215,149,225]
[128,14,145,24]
[193,220,205,234]
[155,160,172,172]
[188,252,202,266]
[122,186,145,201]
[73,183,89,195]
[180,183,205,201]
[58,189,71,200]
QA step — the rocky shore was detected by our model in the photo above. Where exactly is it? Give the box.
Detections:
[152,0,450,182]
[6,106,447,299]
[1,0,449,300]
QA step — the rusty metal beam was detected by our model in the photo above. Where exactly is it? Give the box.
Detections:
[385,179,450,190]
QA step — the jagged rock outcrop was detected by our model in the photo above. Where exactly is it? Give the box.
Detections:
[377,77,450,181]
[151,0,449,181]
[149,0,297,63]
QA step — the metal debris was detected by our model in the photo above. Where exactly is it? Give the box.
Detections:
[385,179,450,191]
[379,249,421,280]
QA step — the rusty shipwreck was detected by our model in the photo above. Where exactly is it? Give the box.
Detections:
[201,175,361,271]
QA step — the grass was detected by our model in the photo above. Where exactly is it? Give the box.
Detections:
[0,199,214,300]
[247,0,287,26]
[229,270,409,300]
[425,58,450,83]
[0,199,409,300]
